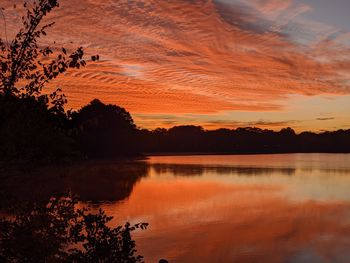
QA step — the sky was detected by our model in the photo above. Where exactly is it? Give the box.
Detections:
[1,0,350,131]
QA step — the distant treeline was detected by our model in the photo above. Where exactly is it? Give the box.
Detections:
[1,94,349,165]
[138,126,350,154]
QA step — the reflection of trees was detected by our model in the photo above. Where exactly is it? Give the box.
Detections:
[151,163,296,177]
[151,163,350,177]
[68,161,148,202]
[0,161,148,208]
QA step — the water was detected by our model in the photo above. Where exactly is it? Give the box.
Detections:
[3,154,350,262]
[97,154,350,263]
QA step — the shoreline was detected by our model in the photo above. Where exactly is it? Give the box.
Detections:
[144,151,350,156]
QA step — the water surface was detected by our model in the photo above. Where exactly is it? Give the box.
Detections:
[99,154,350,263]
[3,154,350,262]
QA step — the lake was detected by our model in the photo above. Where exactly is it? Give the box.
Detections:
[2,153,350,262]
[94,154,350,263]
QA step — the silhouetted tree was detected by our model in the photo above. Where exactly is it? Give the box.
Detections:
[0,95,76,163]
[0,194,148,262]
[0,0,88,164]
[0,0,85,112]
[167,125,205,152]
[71,99,139,158]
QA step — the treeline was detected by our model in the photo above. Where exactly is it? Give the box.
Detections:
[138,125,350,154]
[2,95,350,165]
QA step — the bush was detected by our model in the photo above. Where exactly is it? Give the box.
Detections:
[0,194,148,263]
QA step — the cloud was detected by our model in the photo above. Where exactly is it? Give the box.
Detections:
[133,112,301,130]
[316,117,335,121]
[1,0,350,120]
[202,119,301,129]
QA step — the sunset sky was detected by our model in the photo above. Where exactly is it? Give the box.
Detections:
[2,0,350,131]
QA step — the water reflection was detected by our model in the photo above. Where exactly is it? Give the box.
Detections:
[102,175,350,263]
[152,163,297,176]
[147,154,350,171]
[2,154,350,262]
[0,161,148,207]
[131,193,350,263]
[105,154,350,263]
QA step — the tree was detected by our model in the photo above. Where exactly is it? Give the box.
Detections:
[167,125,205,152]
[0,0,92,163]
[71,99,139,157]
[0,94,77,163]
[0,0,86,114]
[0,194,148,263]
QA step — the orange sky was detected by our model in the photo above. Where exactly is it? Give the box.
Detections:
[1,0,350,131]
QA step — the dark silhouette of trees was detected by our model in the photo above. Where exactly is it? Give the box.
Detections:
[138,126,350,154]
[0,94,76,163]
[0,194,148,263]
[0,3,151,259]
[0,0,85,110]
[166,125,205,152]
[0,0,87,164]
[70,99,139,158]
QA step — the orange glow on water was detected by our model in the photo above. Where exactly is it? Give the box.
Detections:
[91,154,350,262]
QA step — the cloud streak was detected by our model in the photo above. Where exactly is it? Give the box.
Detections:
[316,117,335,121]
[1,0,350,129]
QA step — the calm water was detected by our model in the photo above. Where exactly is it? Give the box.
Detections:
[3,154,350,262]
[96,154,350,263]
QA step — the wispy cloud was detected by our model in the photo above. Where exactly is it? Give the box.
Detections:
[202,119,301,129]
[1,0,350,129]
[316,117,335,121]
[133,112,302,130]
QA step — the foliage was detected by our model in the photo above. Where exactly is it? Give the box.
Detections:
[0,0,86,114]
[0,0,89,164]
[0,94,77,163]
[0,1,142,164]
[138,125,350,153]
[70,99,139,158]
[0,194,148,263]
